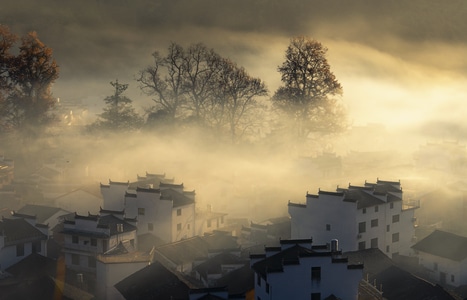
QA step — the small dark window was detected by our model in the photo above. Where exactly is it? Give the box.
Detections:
[390,202,394,209]
[358,222,366,233]
[266,283,270,294]
[88,256,96,268]
[371,219,378,227]
[311,267,321,281]
[72,254,80,265]
[207,219,212,228]
[386,245,390,253]
[177,223,182,231]
[177,208,182,216]
[311,293,321,300]
[387,224,390,232]
[16,243,25,256]
[392,214,400,223]
[392,232,399,243]
[32,241,41,253]
[375,206,379,212]
[91,238,97,246]
[362,208,366,214]
[451,274,455,282]
[371,238,378,248]
[72,235,79,244]
[326,224,331,231]
[257,273,261,286]
[138,208,145,215]
[358,241,366,250]
[148,223,154,231]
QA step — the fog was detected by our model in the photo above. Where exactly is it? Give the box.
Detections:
[2,0,467,221]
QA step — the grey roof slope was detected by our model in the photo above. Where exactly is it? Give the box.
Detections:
[62,213,137,237]
[412,230,467,261]
[17,204,70,224]
[193,252,247,279]
[115,260,191,300]
[160,188,194,207]
[156,233,238,265]
[345,248,456,300]
[0,218,47,244]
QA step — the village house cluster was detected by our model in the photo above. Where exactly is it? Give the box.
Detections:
[0,155,466,299]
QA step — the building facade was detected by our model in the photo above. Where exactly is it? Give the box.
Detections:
[250,238,363,300]
[289,179,419,257]
[61,209,137,273]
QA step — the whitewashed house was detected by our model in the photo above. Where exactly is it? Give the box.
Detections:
[412,230,467,287]
[96,251,151,300]
[289,179,419,257]
[101,176,196,243]
[61,208,137,274]
[0,215,48,270]
[250,238,363,300]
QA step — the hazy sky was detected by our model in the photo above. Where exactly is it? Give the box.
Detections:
[2,0,467,135]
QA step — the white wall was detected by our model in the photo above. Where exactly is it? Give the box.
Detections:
[96,260,149,300]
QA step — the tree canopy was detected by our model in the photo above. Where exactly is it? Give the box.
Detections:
[88,79,143,132]
[0,26,59,135]
[272,36,346,139]
[138,42,268,143]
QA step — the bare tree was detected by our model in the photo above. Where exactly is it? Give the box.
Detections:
[137,43,186,120]
[212,58,268,143]
[272,36,345,139]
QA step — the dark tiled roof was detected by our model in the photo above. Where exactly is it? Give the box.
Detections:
[115,260,190,300]
[193,252,247,278]
[17,204,69,224]
[214,264,254,296]
[345,248,456,300]
[412,230,467,261]
[160,188,194,207]
[0,218,47,245]
[160,182,184,189]
[98,214,137,235]
[62,214,136,237]
[251,244,334,278]
[156,233,238,265]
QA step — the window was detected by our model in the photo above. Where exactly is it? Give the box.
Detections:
[221,216,224,224]
[371,219,378,227]
[387,225,390,232]
[257,273,261,286]
[375,206,379,212]
[392,232,399,243]
[130,239,135,247]
[32,241,41,253]
[362,208,366,214]
[91,238,97,246]
[386,245,390,253]
[177,223,182,231]
[311,267,321,281]
[266,283,270,294]
[177,208,182,216]
[138,207,145,215]
[72,254,80,265]
[207,219,212,228]
[72,235,79,244]
[88,256,96,268]
[392,214,400,223]
[16,243,24,256]
[358,222,366,233]
[358,241,366,250]
[148,223,154,231]
[390,202,394,209]
[311,293,321,300]
[371,238,378,248]
[451,274,455,283]
[326,224,331,231]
